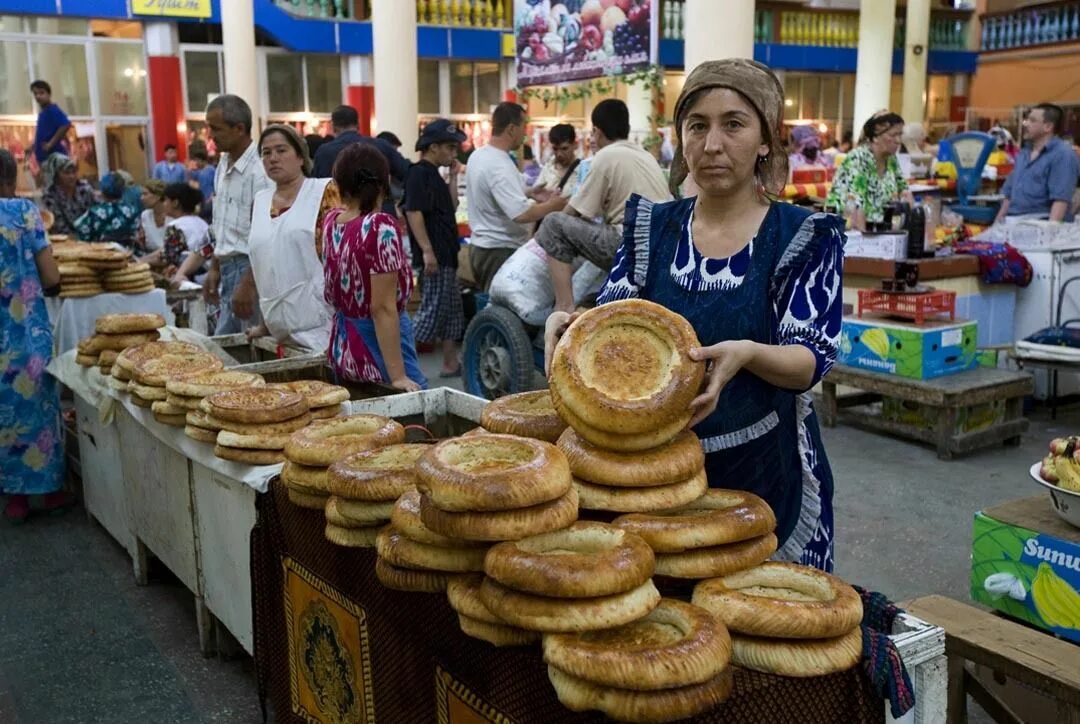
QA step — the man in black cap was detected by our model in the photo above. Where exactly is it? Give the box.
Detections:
[404,119,467,378]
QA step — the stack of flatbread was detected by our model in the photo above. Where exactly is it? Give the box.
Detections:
[108,340,202,392]
[74,313,166,367]
[129,352,224,422]
[102,262,154,294]
[200,387,314,465]
[271,380,350,420]
[168,371,267,443]
[53,242,135,298]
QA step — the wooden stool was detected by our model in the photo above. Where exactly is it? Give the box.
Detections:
[903,595,1080,723]
[820,365,1033,460]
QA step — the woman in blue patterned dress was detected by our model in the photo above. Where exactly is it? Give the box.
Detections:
[546,60,845,571]
[0,149,69,522]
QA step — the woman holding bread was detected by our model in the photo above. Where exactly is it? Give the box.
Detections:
[547,60,844,571]
[245,124,340,352]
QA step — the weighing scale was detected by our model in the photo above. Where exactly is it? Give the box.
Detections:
[940,131,999,224]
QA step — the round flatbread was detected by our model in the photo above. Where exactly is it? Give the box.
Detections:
[166,370,265,399]
[271,380,350,408]
[184,425,219,443]
[134,352,223,387]
[115,341,203,374]
[95,313,165,335]
[204,387,309,424]
[213,444,284,466]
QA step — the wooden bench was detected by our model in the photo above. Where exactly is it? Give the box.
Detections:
[820,365,1033,460]
[903,595,1080,724]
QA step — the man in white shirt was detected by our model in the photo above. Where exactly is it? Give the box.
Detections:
[465,102,567,291]
[528,123,581,200]
[536,99,672,313]
[202,94,272,334]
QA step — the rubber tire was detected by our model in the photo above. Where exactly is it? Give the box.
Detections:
[463,304,536,400]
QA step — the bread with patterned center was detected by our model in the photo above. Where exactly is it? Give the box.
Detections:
[271,380,350,408]
[166,370,265,398]
[204,387,309,424]
[133,352,223,387]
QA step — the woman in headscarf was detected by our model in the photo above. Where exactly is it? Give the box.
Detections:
[245,124,340,352]
[72,172,140,246]
[546,59,845,572]
[788,124,830,175]
[0,149,72,522]
[826,110,915,231]
[40,153,94,236]
[136,179,169,254]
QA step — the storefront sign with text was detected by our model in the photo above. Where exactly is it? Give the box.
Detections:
[131,0,212,19]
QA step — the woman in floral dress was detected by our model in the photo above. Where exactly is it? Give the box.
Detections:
[322,143,427,391]
[0,150,69,522]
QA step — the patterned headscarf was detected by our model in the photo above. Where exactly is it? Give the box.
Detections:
[42,152,76,190]
[99,172,126,200]
[670,58,788,196]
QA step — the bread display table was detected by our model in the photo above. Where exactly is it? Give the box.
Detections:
[820,365,1033,460]
[53,289,173,354]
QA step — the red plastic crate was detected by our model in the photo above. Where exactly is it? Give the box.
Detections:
[857,289,956,324]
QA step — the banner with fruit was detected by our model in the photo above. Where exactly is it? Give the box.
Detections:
[515,0,657,87]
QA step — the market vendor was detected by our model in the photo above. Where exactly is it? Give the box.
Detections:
[994,103,1078,224]
[826,110,915,231]
[546,59,844,572]
[787,125,830,176]
[245,124,340,352]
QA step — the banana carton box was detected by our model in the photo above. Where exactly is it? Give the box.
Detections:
[971,498,1080,644]
[839,316,978,380]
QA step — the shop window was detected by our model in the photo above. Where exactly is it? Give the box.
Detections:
[927,75,950,122]
[305,55,343,114]
[0,15,25,32]
[184,50,222,115]
[801,76,821,120]
[821,77,841,126]
[267,54,305,113]
[0,40,32,115]
[95,43,148,116]
[450,62,475,115]
[28,18,89,35]
[30,43,91,116]
[475,62,501,115]
[418,60,440,115]
[90,20,143,39]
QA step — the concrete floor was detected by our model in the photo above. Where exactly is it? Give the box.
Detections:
[2,350,1073,722]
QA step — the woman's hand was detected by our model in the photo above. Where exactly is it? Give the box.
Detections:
[543,311,581,377]
[391,377,422,393]
[244,323,269,341]
[687,340,756,428]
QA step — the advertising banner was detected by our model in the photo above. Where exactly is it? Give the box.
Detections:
[514,0,657,88]
[131,0,213,20]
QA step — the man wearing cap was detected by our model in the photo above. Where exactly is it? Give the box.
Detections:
[404,120,467,378]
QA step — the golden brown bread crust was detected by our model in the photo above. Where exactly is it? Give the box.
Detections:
[458,614,540,647]
[730,627,863,677]
[479,577,661,633]
[166,370,265,398]
[84,331,161,353]
[271,380,350,408]
[558,428,704,488]
[419,487,579,542]
[324,444,428,500]
[550,382,689,452]
[391,491,484,548]
[213,444,284,466]
[151,400,187,416]
[654,533,778,579]
[184,425,219,443]
[376,527,488,573]
[216,430,292,451]
[284,414,405,467]
[324,498,368,529]
[549,299,704,436]
[204,387,309,424]
[416,434,572,512]
[309,403,345,420]
[447,575,504,624]
[479,390,567,442]
[128,381,168,401]
[75,353,99,366]
[574,469,707,513]
[114,341,202,374]
[185,410,222,431]
[327,497,395,526]
[375,557,456,593]
[152,411,187,427]
[129,394,153,408]
[95,313,165,334]
[547,664,733,723]
[613,489,777,552]
[281,460,329,490]
[692,562,864,639]
[201,411,313,436]
[483,522,654,598]
[165,393,205,411]
[134,352,223,387]
[324,523,381,548]
[542,599,731,690]
[286,488,329,510]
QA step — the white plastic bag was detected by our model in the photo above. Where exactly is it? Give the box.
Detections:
[489,240,608,326]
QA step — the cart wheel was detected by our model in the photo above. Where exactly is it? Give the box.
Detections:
[463,305,535,400]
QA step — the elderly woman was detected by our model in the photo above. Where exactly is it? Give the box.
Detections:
[826,111,915,231]
[73,172,140,246]
[245,124,340,352]
[0,150,70,522]
[41,153,94,236]
[546,60,845,571]
[136,179,169,253]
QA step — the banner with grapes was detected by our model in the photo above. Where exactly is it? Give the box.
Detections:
[514,0,657,87]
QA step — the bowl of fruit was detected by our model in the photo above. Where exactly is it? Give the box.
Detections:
[1031,436,1080,528]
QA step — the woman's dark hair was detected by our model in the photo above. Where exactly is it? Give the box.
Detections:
[333,143,390,214]
[591,99,630,142]
[549,123,576,145]
[163,182,202,215]
[0,149,17,187]
[862,112,905,143]
[258,124,312,176]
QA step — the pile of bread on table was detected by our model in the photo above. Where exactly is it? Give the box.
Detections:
[77,313,356,466]
[262,300,868,724]
[53,242,155,298]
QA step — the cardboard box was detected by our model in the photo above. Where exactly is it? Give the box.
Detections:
[844,231,908,261]
[970,496,1080,645]
[839,316,978,379]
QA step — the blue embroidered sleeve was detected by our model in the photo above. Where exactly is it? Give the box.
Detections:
[597,194,653,304]
[772,213,845,390]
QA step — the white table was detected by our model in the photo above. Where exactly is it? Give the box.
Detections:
[54,289,173,354]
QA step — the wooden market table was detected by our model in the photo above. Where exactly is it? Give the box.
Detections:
[820,365,1033,460]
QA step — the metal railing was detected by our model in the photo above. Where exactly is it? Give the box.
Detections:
[661,1,772,43]
[274,0,512,27]
[981,2,1080,51]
